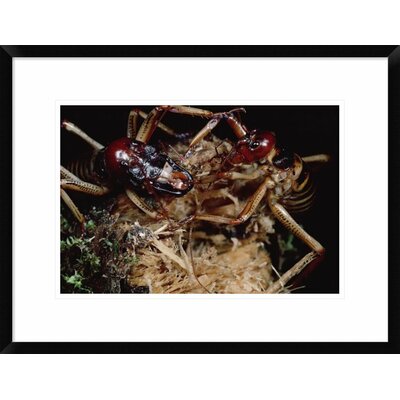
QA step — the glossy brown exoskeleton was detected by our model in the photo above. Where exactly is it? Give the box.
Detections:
[61,106,196,224]
[97,137,193,196]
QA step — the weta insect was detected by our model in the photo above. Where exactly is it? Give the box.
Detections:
[60,106,203,224]
[163,106,330,290]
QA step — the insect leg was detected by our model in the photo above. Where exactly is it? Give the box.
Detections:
[61,179,110,196]
[265,251,319,293]
[60,167,110,223]
[195,176,274,225]
[127,108,176,139]
[221,110,248,139]
[136,105,245,148]
[159,105,214,118]
[302,154,330,163]
[61,166,110,195]
[268,195,324,253]
[136,105,221,144]
[137,105,222,143]
[185,118,222,151]
[135,106,168,144]
[187,109,248,151]
[61,121,104,151]
[266,193,325,292]
[124,188,162,219]
[61,188,85,224]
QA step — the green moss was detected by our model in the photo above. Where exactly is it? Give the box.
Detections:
[62,271,92,293]
[61,205,141,294]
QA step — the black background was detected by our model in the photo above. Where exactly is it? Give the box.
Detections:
[61,105,339,293]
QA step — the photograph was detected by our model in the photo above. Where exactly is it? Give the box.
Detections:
[1,44,395,355]
[60,105,339,294]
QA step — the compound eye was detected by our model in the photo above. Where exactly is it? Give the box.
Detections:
[248,131,276,160]
[249,141,260,150]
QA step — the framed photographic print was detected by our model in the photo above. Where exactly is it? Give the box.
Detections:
[1,45,398,353]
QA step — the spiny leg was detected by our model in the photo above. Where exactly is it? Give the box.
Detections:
[135,104,224,146]
[187,108,248,151]
[266,252,319,294]
[127,109,139,139]
[61,188,85,224]
[268,195,324,253]
[60,166,110,223]
[127,108,176,139]
[162,105,246,121]
[61,121,104,151]
[61,167,110,196]
[60,165,73,179]
[136,105,224,144]
[125,188,162,219]
[195,176,274,224]
[266,193,325,292]
[185,118,222,151]
[159,105,214,118]
[159,105,228,154]
[61,179,110,196]
[135,106,170,144]
[62,166,163,221]
[135,105,246,148]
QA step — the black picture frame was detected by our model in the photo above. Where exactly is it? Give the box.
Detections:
[1,45,398,354]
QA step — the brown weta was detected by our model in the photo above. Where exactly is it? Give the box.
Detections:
[159,105,331,292]
[60,107,204,225]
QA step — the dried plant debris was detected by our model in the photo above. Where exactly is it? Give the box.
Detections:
[61,136,302,294]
